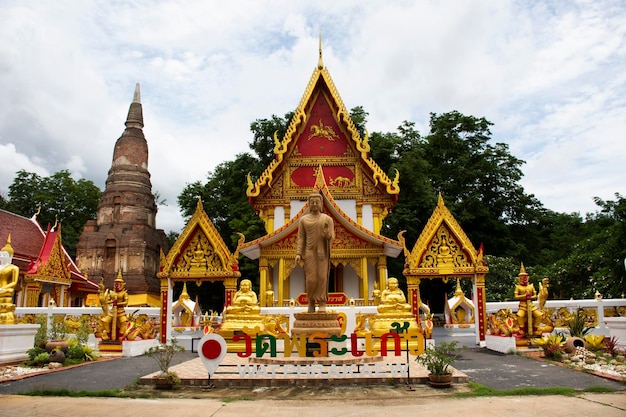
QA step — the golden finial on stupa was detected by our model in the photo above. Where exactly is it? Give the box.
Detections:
[180,282,190,300]
[454,278,464,296]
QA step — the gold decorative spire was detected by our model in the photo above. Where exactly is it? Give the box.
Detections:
[454,278,464,296]
[519,262,528,276]
[180,282,190,300]
[318,30,324,70]
[115,269,125,282]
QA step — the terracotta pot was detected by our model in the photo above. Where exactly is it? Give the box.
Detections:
[48,349,66,363]
[564,337,586,353]
[428,373,453,388]
[45,340,69,353]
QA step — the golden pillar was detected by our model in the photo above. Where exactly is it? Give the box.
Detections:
[372,206,382,234]
[356,204,363,226]
[259,258,269,307]
[361,257,369,306]
[284,206,291,225]
[377,255,387,292]
[277,257,286,307]
[266,208,275,233]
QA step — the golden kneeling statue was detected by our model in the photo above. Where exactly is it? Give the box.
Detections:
[0,235,19,324]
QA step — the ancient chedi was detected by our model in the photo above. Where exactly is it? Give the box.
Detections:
[76,84,168,303]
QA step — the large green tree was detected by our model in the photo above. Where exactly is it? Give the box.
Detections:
[4,170,101,258]
[534,193,626,299]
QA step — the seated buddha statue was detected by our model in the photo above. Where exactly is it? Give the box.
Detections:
[377,278,412,314]
[225,279,260,315]
[0,235,19,324]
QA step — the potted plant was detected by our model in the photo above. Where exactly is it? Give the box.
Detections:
[145,336,185,389]
[416,341,459,388]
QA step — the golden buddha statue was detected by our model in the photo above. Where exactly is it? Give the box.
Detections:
[377,278,412,313]
[98,271,129,342]
[367,277,421,352]
[219,279,268,351]
[0,235,19,324]
[225,279,260,315]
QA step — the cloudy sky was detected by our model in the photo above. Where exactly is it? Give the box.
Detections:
[0,1,624,234]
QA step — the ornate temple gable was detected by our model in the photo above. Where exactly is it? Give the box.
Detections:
[241,177,403,260]
[159,199,241,281]
[246,52,399,211]
[401,194,488,277]
[27,227,71,286]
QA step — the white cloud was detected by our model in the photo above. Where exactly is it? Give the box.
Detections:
[0,0,624,233]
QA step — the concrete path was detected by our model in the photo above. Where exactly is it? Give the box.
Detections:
[2,392,625,417]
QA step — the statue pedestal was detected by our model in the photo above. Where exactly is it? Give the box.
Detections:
[0,324,39,365]
[292,312,342,336]
[292,312,342,357]
[485,334,517,354]
[605,317,626,348]
[218,313,266,353]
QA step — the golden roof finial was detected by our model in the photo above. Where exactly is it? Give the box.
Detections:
[31,204,41,220]
[318,30,324,70]
[180,282,190,300]
[455,278,464,296]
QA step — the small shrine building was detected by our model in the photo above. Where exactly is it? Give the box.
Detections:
[157,198,242,342]
[0,209,98,307]
[401,194,489,343]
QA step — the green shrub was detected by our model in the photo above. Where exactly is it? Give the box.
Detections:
[34,315,48,348]
[66,343,85,361]
[27,347,46,360]
[567,308,593,338]
[75,316,92,345]
[32,352,50,365]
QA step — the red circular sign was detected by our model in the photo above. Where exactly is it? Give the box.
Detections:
[202,339,222,360]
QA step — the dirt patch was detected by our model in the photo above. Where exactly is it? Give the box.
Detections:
[124,383,473,400]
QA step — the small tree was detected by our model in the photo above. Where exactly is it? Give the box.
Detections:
[145,336,184,385]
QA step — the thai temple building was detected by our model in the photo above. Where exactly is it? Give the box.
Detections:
[158,43,489,343]
[239,47,403,307]
[76,84,169,307]
[0,210,98,307]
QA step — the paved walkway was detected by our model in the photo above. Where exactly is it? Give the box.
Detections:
[2,392,625,417]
